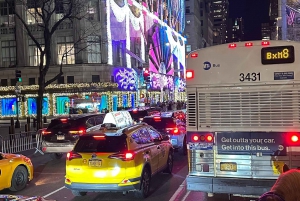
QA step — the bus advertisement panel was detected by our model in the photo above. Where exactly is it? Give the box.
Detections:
[185,40,300,197]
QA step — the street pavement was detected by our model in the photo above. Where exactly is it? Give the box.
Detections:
[0,149,258,201]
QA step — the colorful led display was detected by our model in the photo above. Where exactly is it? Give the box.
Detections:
[27,97,49,115]
[113,67,138,91]
[1,98,17,116]
[56,96,70,115]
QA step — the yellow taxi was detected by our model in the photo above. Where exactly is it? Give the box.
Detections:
[65,123,174,198]
[0,152,34,191]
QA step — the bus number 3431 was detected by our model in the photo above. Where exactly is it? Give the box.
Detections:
[239,72,261,82]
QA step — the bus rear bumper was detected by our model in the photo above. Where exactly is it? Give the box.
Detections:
[186,176,275,196]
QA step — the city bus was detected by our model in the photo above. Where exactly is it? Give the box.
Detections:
[185,40,300,197]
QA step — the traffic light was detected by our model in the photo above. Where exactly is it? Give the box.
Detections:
[15,70,22,82]
[143,69,150,83]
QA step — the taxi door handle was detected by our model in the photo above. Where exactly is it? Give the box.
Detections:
[144,151,150,154]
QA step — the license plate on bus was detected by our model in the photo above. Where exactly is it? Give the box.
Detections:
[89,159,102,167]
[57,135,65,140]
[220,162,237,172]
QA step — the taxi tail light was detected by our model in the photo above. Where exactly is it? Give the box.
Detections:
[67,151,82,161]
[42,130,51,135]
[93,135,106,140]
[69,129,86,135]
[153,116,161,121]
[167,127,179,135]
[108,151,135,161]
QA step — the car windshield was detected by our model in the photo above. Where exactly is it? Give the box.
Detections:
[74,135,127,153]
[47,119,79,130]
[142,118,176,129]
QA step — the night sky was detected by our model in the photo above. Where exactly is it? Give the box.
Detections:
[228,0,270,40]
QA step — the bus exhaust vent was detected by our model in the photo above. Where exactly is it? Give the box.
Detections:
[187,92,197,128]
[198,90,299,128]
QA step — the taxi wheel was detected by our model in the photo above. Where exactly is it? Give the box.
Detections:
[163,152,173,174]
[50,153,63,160]
[9,166,28,191]
[71,190,87,196]
[135,168,151,198]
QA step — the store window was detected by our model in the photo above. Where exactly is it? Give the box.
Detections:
[57,36,75,64]
[1,40,16,67]
[27,0,42,24]
[0,1,14,27]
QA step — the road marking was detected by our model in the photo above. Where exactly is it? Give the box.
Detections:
[181,191,191,201]
[169,179,186,201]
[43,186,65,198]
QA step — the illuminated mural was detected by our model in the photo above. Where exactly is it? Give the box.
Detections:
[107,0,186,80]
[113,67,138,91]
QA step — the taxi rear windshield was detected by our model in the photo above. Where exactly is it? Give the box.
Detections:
[47,119,79,130]
[142,118,176,129]
[74,135,127,153]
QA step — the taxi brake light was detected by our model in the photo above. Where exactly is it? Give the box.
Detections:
[42,130,51,135]
[291,135,299,142]
[186,70,194,79]
[261,41,270,46]
[154,116,161,121]
[125,152,134,159]
[206,135,213,142]
[245,42,253,47]
[173,128,179,134]
[60,118,68,122]
[93,135,106,140]
[229,43,237,48]
[108,151,135,161]
[67,151,82,161]
[190,53,198,58]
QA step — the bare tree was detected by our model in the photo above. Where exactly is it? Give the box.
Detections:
[6,0,101,129]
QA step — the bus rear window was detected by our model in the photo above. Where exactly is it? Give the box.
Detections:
[74,136,127,153]
[143,118,176,129]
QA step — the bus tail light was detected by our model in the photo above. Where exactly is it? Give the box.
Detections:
[190,53,198,58]
[245,42,253,47]
[228,43,237,48]
[261,41,270,46]
[186,70,194,79]
[191,134,214,143]
[291,135,299,142]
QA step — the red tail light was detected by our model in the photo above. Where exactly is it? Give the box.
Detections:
[60,118,68,123]
[191,134,213,143]
[108,151,135,161]
[190,53,198,58]
[42,130,51,135]
[67,151,82,161]
[173,128,179,134]
[229,43,237,48]
[291,135,299,142]
[186,70,194,79]
[133,109,138,113]
[69,129,86,135]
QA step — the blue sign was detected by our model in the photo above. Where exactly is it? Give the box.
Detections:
[274,71,294,80]
[216,132,287,156]
[203,61,211,70]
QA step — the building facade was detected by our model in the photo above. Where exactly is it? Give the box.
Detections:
[226,17,244,43]
[0,0,186,118]
[184,0,213,54]
[211,0,228,45]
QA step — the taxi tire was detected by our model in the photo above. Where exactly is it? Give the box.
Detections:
[50,153,63,160]
[9,166,28,191]
[71,190,87,196]
[135,168,151,198]
[163,152,173,174]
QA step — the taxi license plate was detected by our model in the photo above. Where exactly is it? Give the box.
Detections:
[220,162,237,172]
[89,160,102,167]
[57,135,65,140]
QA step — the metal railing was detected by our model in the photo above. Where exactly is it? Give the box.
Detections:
[0,131,43,154]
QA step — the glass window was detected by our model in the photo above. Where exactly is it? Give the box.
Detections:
[74,135,127,153]
[67,76,74,83]
[87,0,99,21]
[148,128,162,140]
[1,79,7,86]
[57,76,64,84]
[92,75,100,82]
[27,8,42,24]
[57,36,75,64]
[139,128,152,144]
[1,40,16,67]
[48,119,79,129]
[186,45,191,52]
[86,118,95,128]
[185,6,190,13]
[10,78,16,86]
[29,78,35,85]
[131,131,142,144]
[142,118,176,129]
[28,39,45,66]
[87,36,101,63]
[95,116,104,125]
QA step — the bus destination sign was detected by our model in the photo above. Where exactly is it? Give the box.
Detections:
[261,45,295,65]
